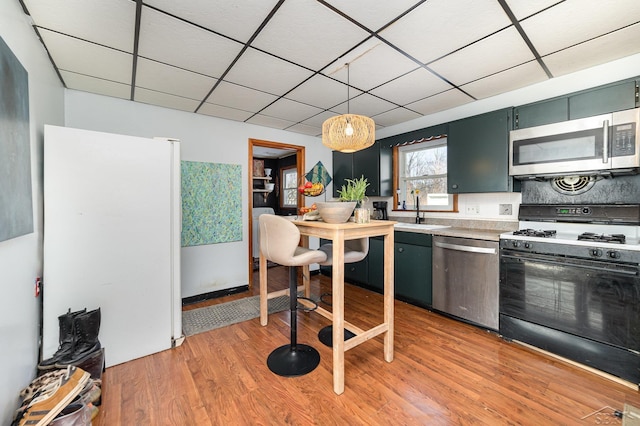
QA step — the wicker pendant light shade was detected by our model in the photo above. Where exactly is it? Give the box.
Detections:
[322,114,375,153]
[321,63,375,153]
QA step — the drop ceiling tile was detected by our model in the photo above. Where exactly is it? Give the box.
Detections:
[372,107,423,127]
[332,94,398,117]
[60,71,130,100]
[542,22,640,77]
[23,0,136,52]
[370,67,453,106]
[251,0,370,70]
[39,29,132,84]
[205,81,278,112]
[301,111,341,128]
[521,0,640,56]
[246,114,296,130]
[198,103,254,122]
[134,88,201,112]
[285,123,322,137]
[285,74,362,110]
[323,0,424,31]
[144,0,281,43]
[138,5,243,77]
[461,60,548,99]
[136,58,217,101]
[405,89,473,116]
[380,0,512,64]
[224,48,314,96]
[503,0,560,20]
[430,27,535,86]
[260,99,324,123]
[323,39,420,91]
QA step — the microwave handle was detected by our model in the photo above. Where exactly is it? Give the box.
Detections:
[602,119,609,163]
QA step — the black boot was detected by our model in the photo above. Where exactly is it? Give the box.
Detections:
[56,308,101,367]
[38,309,86,370]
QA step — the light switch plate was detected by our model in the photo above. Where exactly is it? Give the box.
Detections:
[499,204,512,215]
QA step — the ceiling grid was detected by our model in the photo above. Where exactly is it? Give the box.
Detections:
[18,0,640,137]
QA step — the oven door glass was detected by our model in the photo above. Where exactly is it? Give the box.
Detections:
[500,250,640,352]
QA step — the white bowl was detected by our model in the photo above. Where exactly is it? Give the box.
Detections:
[316,201,356,223]
[265,183,275,191]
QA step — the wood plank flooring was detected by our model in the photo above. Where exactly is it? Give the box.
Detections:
[95,267,640,425]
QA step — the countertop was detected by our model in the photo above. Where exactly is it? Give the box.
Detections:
[391,218,518,242]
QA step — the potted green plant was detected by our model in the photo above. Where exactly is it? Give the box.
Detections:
[316,176,369,223]
[337,175,369,207]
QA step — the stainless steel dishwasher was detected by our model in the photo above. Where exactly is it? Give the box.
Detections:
[432,235,499,330]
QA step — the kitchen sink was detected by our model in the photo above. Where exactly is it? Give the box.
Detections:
[393,223,451,230]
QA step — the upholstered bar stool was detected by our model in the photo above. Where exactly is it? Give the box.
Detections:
[259,214,328,377]
[317,238,369,347]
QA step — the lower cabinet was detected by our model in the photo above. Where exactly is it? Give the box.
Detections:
[393,232,432,307]
[321,232,433,309]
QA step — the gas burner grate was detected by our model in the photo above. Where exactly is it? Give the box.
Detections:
[513,229,557,238]
[577,232,626,244]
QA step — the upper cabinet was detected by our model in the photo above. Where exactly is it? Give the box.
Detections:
[332,140,392,197]
[514,78,639,129]
[447,108,516,194]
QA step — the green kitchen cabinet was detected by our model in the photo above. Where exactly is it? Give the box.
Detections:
[514,97,569,129]
[367,236,385,293]
[447,108,516,193]
[569,79,638,119]
[514,78,639,129]
[331,140,392,198]
[393,231,432,307]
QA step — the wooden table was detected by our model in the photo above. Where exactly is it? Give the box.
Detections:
[259,219,395,395]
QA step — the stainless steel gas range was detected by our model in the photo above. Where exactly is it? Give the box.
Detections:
[499,203,640,385]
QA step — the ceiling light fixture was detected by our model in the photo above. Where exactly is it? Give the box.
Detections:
[322,63,375,153]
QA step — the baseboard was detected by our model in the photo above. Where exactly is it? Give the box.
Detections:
[182,285,249,306]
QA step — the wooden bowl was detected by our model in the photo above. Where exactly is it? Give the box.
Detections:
[316,201,356,223]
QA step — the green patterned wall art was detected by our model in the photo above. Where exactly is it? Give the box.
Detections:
[181,161,242,247]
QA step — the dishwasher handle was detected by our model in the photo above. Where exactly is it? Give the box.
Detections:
[434,241,497,255]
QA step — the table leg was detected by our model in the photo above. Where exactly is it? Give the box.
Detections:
[300,235,311,299]
[383,231,394,362]
[332,230,345,395]
[259,251,268,326]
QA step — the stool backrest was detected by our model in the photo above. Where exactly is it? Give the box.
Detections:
[258,215,300,266]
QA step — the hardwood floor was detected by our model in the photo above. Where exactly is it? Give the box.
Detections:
[95,268,640,425]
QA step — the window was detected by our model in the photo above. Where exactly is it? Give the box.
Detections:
[281,167,298,208]
[395,138,456,211]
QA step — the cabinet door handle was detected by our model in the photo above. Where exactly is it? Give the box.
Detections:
[397,247,404,253]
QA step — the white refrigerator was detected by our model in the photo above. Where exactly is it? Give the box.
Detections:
[43,125,183,368]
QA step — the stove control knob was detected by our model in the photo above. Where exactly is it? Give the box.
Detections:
[590,249,603,257]
[608,251,621,259]
[511,241,520,248]
[524,242,531,249]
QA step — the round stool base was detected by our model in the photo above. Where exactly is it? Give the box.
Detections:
[267,344,320,377]
[318,325,356,347]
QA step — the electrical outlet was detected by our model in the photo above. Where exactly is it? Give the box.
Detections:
[465,205,480,214]
[499,204,512,215]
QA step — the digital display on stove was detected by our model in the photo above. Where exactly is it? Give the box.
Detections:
[555,207,591,216]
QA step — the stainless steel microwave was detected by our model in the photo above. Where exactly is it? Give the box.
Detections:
[509,107,639,178]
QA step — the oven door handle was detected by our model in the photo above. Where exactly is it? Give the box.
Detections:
[435,241,496,255]
[501,252,639,276]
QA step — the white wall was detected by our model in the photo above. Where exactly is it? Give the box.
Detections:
[0,0,65,421]
[64,91,330,298]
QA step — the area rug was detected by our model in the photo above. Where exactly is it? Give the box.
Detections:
[183,294,293,336]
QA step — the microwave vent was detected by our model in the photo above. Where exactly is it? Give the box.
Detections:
[551,175,597,195]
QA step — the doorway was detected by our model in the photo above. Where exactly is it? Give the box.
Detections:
[248,139,305,288]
